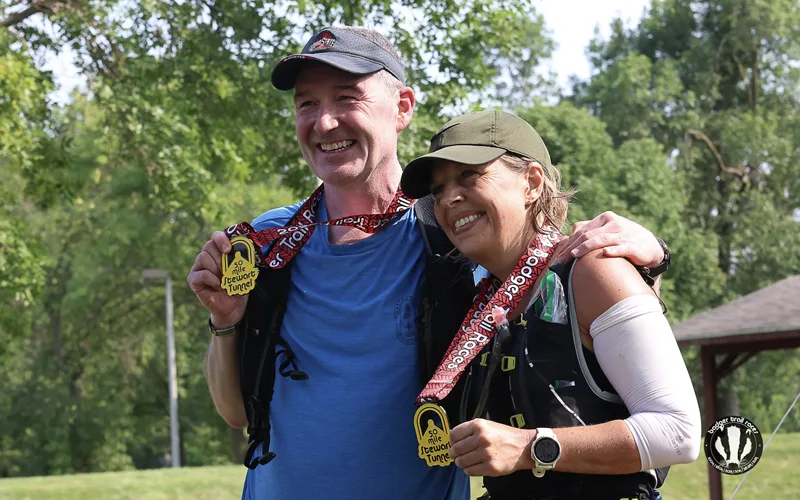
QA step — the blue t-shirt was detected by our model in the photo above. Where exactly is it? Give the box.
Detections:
[242,198,469,500]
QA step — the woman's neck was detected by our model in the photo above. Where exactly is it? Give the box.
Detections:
[485,229,559,321]
[484,226,540,281]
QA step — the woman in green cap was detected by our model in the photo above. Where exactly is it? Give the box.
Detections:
[401,110,700,500]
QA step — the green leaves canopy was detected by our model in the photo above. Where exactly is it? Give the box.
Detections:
[0,0,551,475]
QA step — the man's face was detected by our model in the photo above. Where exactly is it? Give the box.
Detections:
[293,64,403,186]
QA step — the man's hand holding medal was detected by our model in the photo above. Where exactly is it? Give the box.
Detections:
[187,231,250,330]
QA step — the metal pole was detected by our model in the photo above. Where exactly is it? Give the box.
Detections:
[165,275,181,468]
[702,346,722,500]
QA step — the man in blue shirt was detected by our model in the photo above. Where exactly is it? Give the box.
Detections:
[187,26,669,500]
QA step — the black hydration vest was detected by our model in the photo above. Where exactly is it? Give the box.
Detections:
[236,195,477,468]
[461,261,669,500]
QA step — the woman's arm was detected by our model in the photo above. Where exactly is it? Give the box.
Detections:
[571,250,701,471]
[540,294,702,473]
[447,417,639,477]
[447,251,700,477]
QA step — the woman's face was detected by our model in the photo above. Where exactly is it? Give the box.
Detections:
[429,158,541,270]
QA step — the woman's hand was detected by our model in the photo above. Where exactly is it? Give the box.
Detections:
[448,418,535,476]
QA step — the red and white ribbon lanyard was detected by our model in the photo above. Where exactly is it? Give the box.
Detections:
[416,227,564,405]
[225,184,414,269]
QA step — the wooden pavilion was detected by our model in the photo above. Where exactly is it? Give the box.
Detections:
[672,275,800,500]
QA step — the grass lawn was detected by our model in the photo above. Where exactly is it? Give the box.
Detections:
[2,433,797,499]
[0,465,246,500]
[657,431,800,500]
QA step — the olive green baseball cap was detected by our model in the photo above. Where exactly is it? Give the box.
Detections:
[401,109,552,199]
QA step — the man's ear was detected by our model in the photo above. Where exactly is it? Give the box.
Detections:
[525,162,546,206]
[396,86,415,132]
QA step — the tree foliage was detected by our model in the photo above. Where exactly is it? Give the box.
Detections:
[0,0,553,476]
[573,0,800,430]
[576,0,800,294]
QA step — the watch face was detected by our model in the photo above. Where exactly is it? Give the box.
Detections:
[534,437,560,463]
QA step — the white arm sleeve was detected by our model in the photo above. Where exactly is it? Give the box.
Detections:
[589,294,702,470]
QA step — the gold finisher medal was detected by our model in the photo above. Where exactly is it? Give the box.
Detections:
[414,403,453,467]
[221,236,259,296]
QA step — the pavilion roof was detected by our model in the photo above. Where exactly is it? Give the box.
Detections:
[673,275,800,346]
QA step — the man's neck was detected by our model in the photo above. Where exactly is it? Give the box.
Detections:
[324,163,403,245]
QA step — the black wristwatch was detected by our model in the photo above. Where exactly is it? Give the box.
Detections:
[636,238,670,286]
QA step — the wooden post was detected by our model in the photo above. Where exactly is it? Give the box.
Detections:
[702,346,722,500]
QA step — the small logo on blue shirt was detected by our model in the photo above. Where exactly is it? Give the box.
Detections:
[395,296,417,345]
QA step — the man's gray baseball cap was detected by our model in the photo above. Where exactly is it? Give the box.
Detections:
[271,27,406,90]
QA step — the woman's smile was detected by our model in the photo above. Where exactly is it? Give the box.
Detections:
[453,212,486,234]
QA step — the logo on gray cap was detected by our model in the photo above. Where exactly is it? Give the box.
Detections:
[310,32,336,52]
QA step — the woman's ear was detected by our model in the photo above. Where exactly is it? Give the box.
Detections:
[525,162,545,206]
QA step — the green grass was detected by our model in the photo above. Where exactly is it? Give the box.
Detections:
[657,432,800,500]
[2,433,798,499]
[0,465,246,500]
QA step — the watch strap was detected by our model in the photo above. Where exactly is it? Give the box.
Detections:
[635,238,670,286]
[208,318,240,337]
[649,238,670,277]
[531,427,561,478]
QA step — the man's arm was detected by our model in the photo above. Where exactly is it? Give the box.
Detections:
[188,231,249,428]
[206,332,248,429]
[556,211,666,269]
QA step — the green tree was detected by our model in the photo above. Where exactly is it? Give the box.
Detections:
[517,101,725,322]
[0,31,51,340]
[574,0,800,431]
[0,0,556,476]
[576,0,800,293]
